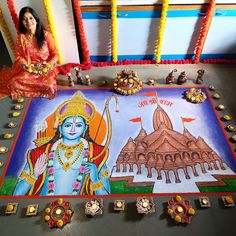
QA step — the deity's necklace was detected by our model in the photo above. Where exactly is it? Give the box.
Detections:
[58,141,83,159]
[56,141,84,171]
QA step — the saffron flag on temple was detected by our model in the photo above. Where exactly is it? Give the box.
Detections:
[181,117,195,123]
[140,91,157,97]
[129,117,142,122]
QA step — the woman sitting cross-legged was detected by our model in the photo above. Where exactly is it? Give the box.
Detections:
[0,6,59,99]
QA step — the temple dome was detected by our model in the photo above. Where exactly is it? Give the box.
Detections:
[153,105,173,130]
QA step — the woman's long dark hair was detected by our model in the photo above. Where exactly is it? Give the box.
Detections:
[19,7,45,49]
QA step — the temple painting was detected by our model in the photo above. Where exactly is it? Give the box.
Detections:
[0,88,236,196]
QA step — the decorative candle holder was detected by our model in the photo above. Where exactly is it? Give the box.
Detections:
[12,111,21,117]
[0,146,8,154]
[7,122,17,128]
[17,98,24,103]
[114,200,125,211]
[222,196,234,207]
[14,104,24,110]
[26,204,39,216]
[167,195,195,224]
[44,198,73,229]
[113,67,142,96]
[222,115,232,121]
[199,197,211,208]
[5,203,18,215]
[136,197,155,214]
[184,88,207,104]
[212,93,220,99]
[4,133,14,139]
[85,199,103,216]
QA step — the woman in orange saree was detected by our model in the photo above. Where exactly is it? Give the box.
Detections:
[0,7,59,99]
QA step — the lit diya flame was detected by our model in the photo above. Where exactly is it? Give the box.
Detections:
[91,203,98,210]
[29,206,35,213]
[56,209,62,215]
[202,198,208,205]
[116,201,123,208]
[177,206,183,213]
[6,204,14,212]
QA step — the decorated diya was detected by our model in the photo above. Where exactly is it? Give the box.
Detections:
[167,195,195,224]
[14,104,24,110]
[4,133,14,139]
[199,197,211,208]
[7,121,17,128]
[113,67,142,95]
[26,204,39,216]
[222,196,235,207]
[184,88,207,104]
[5,203,18,215]
[44,198,73,229]
[114,200,125,211]
[85,199,103,216]
[136,197,155,214]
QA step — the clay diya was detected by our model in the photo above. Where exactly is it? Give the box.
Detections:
[7,122,17,128]
[5,203,18,215]
[136,197,155,214]
[167,195,195,224]
[114,200,125,211]
[4,133,14,139]
[222,196,234,207]
[44,198,73,229]
[85,199,103,216]
[0,146,8,154]
[199,197,211,208]
[26,204,39,216]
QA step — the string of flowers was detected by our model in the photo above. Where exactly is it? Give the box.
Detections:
[193,0,216,63]
[47,146,90,195]
[72,0,90,65]
[155,0,169,63]
[0,7,16,56]
[6,0,19,32]
[43,0,63,64]
[111,0,118,62]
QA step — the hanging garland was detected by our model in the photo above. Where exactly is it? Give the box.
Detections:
[43,0,63,64]
[111,0,118,62]
[0,7,16,56]
[194,0,216,63]
[72,0,90,65]
[6,0,19,32]
[155,0,169,63]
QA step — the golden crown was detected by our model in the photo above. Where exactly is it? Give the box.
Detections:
[54,92,96,128]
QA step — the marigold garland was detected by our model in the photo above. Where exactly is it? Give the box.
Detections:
[6,0,18,32]
[43,0,63,64]
[0,6,16,56]
[194,0,216,63]
[111,0,118,63]
[72,0,90,64]
[155,0,169,63]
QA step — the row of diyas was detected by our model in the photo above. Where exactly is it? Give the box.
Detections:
[3,195,235,228]
[0,98,24,168]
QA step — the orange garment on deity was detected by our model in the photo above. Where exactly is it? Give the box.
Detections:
[0,31,59,99]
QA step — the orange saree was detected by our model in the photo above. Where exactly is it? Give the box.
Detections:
[0,31,59,99]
